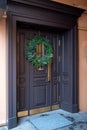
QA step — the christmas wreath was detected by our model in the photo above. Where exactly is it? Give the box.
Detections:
[25,35,53,68]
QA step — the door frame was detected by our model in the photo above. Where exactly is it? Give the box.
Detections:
[7,1,84,129]
[7,13,78,129]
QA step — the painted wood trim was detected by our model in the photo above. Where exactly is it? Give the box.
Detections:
[7,12,17,129]
[7,13,79,129]
[7,3,83,29]
[60,25,79,113]
[7,1,83,128]
[9,0,84,16]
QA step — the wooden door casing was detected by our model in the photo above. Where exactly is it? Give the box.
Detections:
[8,0,83,128]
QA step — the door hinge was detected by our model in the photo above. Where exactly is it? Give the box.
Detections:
[59,96,60,101]
[58,76,60,82]
[17,101,19,110]
[58,40,61,47]
[59,56,60,62]
[17,35,19,44]
[17,79,19,86]
[17,56,19,63]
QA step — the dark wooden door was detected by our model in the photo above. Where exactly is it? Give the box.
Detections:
[16,25,61,114]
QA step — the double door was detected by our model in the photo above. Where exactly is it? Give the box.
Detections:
[16,26,61,116]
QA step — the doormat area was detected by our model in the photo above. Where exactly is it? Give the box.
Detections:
[29,112,72,130]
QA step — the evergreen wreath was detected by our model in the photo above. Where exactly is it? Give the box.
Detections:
[25,35,53,68]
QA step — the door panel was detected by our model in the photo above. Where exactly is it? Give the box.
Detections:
[29,65,50,109]
[52,35,60,105]
[61,31,73,112]
[17,32,29,111]
[17,26,60,113]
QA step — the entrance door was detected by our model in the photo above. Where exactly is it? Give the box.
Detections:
[16,24,61,117]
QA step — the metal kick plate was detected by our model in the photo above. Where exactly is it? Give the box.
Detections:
[17,105,59,117]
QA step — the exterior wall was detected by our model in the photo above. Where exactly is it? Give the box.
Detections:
[0,18,6,125]
[78,12,87,112]
[52,0,87,10]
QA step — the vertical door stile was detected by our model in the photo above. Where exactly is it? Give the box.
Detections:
[16,31,19,111]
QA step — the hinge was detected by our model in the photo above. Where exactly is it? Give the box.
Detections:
[59,56,60,62]
[17,101,19,110]
[17,34,19,44]
[58,96,60,102]
[58,76,60,82]
[58,40,61,47]
[17,79,19,86]
[17,56,19,63]
[58,96,60,104]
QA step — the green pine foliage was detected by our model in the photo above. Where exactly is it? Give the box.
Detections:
[26,35,53,68]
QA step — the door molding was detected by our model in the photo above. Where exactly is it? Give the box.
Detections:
[60,25,79,112]
[7,1,83,129]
